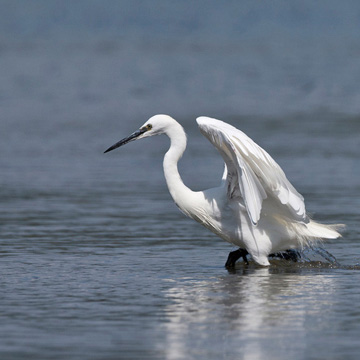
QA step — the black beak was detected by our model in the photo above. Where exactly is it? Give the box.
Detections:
[104,127,147,153]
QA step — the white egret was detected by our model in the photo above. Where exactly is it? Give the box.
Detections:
[105,115,342,266]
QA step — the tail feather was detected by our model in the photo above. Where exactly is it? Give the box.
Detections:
[305,220,344,240]
[288,219,344,248]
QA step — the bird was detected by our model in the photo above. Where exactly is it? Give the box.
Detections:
[104,115,342,266]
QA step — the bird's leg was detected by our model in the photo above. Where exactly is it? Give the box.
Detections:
[269,249,301,262]
[225,248,249,268]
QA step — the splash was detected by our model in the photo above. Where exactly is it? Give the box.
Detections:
[229,247,360,271]
[306,245,341,266]
[268,247,360,270]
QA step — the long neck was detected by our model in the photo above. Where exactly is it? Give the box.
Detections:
[163,124,194,208]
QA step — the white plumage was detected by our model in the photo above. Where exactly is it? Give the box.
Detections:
[105,114,342,266]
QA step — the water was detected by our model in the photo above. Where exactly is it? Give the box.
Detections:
[1,2,360,359]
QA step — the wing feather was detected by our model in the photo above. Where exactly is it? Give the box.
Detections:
[196,116,306,225]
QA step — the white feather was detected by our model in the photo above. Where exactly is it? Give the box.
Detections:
[196,116,306,225]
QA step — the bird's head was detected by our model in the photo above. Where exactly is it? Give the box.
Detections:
[104,114,179,153]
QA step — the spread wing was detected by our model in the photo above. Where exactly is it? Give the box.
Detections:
[196,116,306,225]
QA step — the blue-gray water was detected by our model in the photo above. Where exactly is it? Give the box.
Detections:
[1,2,360,359]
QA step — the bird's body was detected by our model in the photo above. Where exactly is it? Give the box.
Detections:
[105,115,342,266]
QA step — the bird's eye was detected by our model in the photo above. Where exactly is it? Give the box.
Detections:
[146,124,152,130]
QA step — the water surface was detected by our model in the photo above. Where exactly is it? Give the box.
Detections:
[1,6,360,358]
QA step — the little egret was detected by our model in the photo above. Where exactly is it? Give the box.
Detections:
[105,115,342,266]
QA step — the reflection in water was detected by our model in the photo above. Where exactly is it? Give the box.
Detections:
[161,267,335,360]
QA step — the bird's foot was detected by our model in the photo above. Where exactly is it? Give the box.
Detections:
[225,248,249,268]
[226,248,301,268]
[269,249,301,262]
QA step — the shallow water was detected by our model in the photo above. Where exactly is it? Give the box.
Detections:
[1,8,360,359]
[1,104,359,360]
